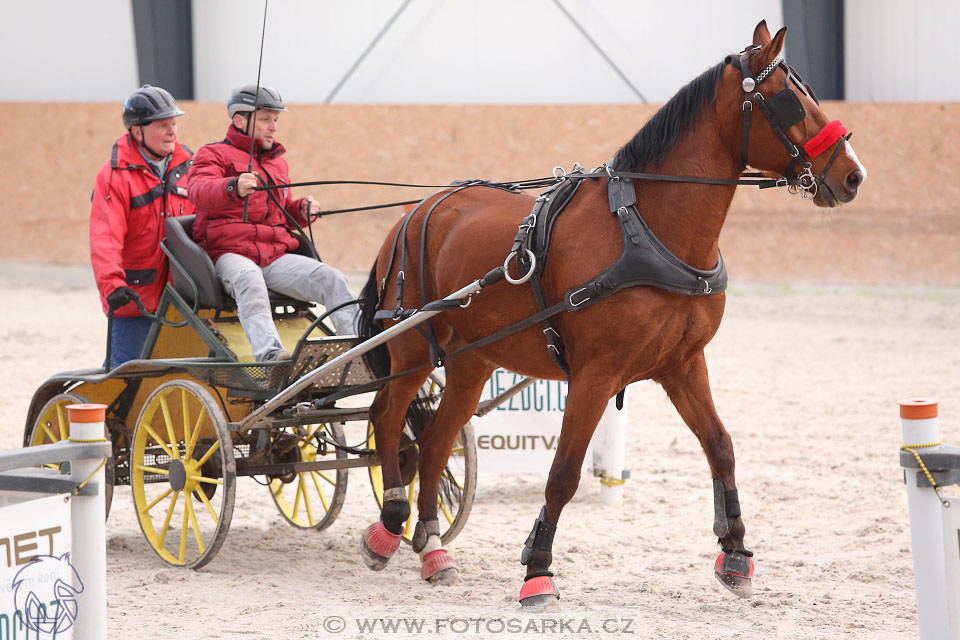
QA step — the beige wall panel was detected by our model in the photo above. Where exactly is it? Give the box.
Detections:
[0,102,956,285]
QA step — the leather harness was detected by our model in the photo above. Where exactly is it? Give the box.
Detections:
[374,170,727,379]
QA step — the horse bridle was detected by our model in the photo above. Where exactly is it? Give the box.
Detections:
[735,45,852,199]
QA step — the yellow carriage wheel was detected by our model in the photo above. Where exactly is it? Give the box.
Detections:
[269,421,348,530]
[367,375,477,545]
[131,380,235,569]
[27,392,115,520]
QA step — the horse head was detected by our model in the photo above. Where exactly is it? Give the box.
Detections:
[721,20,866,207]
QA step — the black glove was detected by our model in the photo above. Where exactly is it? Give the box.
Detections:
[107,286,141,311]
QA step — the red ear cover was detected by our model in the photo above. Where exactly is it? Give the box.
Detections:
[803,120,847,158]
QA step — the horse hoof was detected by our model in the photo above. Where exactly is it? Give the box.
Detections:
[361,521,402,571]
[421,549,459,584]
[714,549,754,599]
[519,575,560,611]
[427,567,461,586]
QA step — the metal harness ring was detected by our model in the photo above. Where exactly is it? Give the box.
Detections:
[503,250,536,285]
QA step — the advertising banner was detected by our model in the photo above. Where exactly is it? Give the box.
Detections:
[472,368,596,474]
[0,493,76,640]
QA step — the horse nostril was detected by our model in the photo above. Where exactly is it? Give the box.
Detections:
[845,169,863,192]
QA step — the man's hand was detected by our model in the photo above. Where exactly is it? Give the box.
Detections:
[301,196,321,219]
[107,286,141,311]
[237,172,260,198]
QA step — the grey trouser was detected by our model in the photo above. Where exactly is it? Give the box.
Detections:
[215,252,360,361]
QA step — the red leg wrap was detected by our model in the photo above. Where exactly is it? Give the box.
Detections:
[364,521,403,559]
[519,575,559,602]
[420,549,457,580]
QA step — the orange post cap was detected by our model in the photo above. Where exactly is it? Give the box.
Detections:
[66,403,107,423]
[899,398,938,420]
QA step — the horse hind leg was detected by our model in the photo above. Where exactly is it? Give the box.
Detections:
[657,352,754,598]
[361,369,431,571]
[410,357,493,586]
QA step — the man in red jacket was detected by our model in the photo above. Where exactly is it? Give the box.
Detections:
[90,84,193,368]
[188,85,358,362]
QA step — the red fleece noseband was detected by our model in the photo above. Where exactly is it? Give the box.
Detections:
[803,120,847,158]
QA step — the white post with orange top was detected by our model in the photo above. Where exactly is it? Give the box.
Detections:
[67,403,108,640]
[899,398,954,640]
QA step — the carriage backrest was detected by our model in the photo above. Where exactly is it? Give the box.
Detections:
[163,215,225,309]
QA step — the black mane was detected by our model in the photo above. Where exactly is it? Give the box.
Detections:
[611,60,727,172]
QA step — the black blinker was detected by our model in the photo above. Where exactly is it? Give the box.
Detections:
[766,89,806,129]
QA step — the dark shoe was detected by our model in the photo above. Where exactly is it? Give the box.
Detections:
[267,349,292,362]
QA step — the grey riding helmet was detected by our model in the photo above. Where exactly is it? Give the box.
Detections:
[122,85,185,129]
[227,85,288,117]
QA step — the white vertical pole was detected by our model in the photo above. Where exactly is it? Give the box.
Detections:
[899,398,951,640]
[594,395,628,505]
[67,403,108,640]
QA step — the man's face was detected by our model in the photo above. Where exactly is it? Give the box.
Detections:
[237,109,281,149]
[135,117,178,158]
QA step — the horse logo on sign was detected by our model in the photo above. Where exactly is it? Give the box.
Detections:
[13,553,84,636]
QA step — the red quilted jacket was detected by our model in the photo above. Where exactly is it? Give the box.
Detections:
[188,125,308,266]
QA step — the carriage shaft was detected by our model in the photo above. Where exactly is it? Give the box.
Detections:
[237,455,378,477]
[238,277,488,430]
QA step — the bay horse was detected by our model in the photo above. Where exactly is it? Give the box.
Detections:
[357,20,866,606]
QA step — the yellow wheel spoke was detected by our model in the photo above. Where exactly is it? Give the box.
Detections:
[159,396,179,459]
[292,478,303,520]
[179,506,188,563]
[142,423,177,461]
[185,495,205,554]
[55,404,68,440]
[439,495,454,524]
[195,487,219,524]
[42,463,60,471]
[315,471,337,487]
[195,439,220,466]
[135,464,170,476]
[186,406,206,459]
[158,492,180,548]
[180,389,191,452]
[450,446,464,456]
[145,488,174,512]
[188,474,223,486]
[301,477,316,526]
[405,481,415,533]
[310,471,330,512]
[39,421,58,444]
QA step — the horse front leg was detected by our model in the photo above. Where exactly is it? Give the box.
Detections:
[361,371,429,571]
[520,376,616,610]
[657,352,754,598]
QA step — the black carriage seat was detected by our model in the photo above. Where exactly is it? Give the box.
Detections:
[163,215,317,311]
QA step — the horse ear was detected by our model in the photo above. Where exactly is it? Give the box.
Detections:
[752,20,771,46]
[755,26,787,72]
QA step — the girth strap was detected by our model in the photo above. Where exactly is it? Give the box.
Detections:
[510,175,586,379]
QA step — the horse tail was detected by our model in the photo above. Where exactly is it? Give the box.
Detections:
[358,259,391,379]
[358,258,436,440]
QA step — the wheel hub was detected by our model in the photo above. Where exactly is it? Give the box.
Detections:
[169,459,187,491]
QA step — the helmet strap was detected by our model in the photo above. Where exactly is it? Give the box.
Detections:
[133,126,166,162]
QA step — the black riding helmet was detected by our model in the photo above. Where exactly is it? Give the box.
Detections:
[122,84,185,130]
[227,85,287,117]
